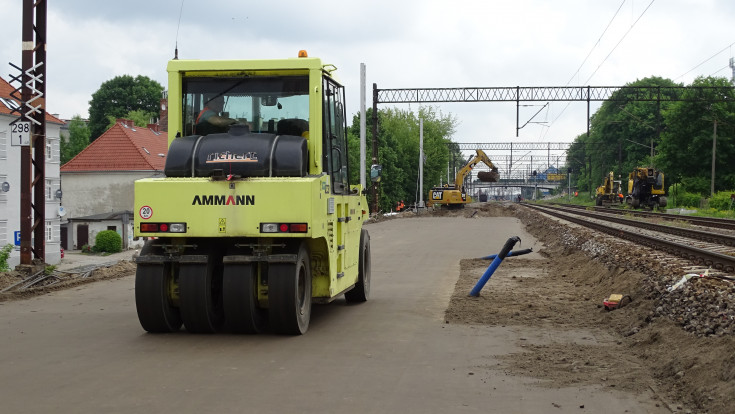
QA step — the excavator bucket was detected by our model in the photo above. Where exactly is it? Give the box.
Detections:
[477,170,500,182]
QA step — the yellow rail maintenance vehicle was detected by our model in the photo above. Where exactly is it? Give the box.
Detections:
[427,149,499,208]
[626,167,667,210]
[134,52,371,335]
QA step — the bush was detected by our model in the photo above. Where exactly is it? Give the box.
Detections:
[675,191,703,208]
[94,230,122,253]
[679,176,710,194]
[668,184,702,208]
[707,191,735,211]
[0,244,14,272]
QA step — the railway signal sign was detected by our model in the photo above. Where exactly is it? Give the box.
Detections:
[11,121,31,146]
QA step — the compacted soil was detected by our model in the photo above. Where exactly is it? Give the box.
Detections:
[440,203,735,414]
[2,202,734,413]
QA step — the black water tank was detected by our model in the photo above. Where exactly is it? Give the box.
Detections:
[165,129,308,178]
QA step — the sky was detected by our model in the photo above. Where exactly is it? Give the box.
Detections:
[1,0,734,148]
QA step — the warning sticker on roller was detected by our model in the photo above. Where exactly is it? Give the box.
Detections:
[219,218,226,233]
[139,206,153,220]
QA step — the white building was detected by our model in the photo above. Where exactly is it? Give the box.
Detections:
[60,119,168,250]
[0,76,65,268]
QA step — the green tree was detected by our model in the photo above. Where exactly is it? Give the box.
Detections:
[585,76,680,188]
[60,115,91,164]
[347,106,458,212]
[565,133,591,192]
[88,75,164,140]
[105,109,154,131]
[656,76,735,195]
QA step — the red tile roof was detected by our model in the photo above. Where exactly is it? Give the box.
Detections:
[61,120,168,172]
[0,76,64,124]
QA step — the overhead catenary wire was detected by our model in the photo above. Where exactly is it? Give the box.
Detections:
[542,0,656,140]
[708,65,731,78]
[564,0,628,87]
[535,0,627,142]
[675,41,735,81]
[582,0,656,85]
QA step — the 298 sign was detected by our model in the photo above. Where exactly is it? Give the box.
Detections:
[11,121,31,146]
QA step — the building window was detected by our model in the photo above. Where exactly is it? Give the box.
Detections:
[0,131,7,160]
[46,220,53,242]
[107,226,117,231]
[0,175,6,203]
[46,180,52,200]
[46,142,53,160]
[0,220,7,242]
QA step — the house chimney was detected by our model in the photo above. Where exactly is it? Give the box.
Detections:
[116,119,135,128]
[159,98,168,120]
[147,123,159,132]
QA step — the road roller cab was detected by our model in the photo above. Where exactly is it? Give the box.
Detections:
[133,52,370,335]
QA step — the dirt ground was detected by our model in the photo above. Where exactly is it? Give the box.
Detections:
[0,259,136,301]
[441,203,735,414]
[2,203,734,413]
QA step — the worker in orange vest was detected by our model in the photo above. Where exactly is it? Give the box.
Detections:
[396,200,405,212]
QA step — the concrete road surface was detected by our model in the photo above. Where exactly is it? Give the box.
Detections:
[0,216,667,413]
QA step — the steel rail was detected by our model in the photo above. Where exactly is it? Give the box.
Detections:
[545,205,735,247]
[555,203,735,231]
[524,204,735,273]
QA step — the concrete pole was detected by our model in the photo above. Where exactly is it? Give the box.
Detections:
[360,63,366,189]
[418,118,425,208]
[712,119,717,197]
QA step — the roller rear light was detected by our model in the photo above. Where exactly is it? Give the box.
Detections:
[140,223,187,233]
[260,223,309,233]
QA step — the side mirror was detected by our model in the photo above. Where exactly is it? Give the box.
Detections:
[370,164,382,183]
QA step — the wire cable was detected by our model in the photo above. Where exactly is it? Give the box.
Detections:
[675,41,735,81]
[539,0,627,141]
[564,0,627,86]
[583,0,656,85]
[543,0,656,140]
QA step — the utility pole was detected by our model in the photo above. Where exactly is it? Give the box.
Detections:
[11,0,47,265]
[418,118,425,208]
[371,83,379,213]
[359,63,366,189]
[712,118,717,197]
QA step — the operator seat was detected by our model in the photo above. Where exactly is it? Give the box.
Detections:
[277,118,309,137]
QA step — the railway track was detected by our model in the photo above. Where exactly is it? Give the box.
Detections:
[553,202,735,231]
[523,203,735,276]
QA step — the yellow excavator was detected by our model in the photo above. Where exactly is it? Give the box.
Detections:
[594,171,623,206]
[427,149,499,208]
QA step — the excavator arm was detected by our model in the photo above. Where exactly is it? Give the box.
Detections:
[455,149,500,192]
[427,149,499,208]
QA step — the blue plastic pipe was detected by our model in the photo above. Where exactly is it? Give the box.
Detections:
[469,236,520,297]
[479,248,532,260]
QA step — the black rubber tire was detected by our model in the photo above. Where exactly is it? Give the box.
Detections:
[269,243,312,335]
[595,196,603,206]
[179,253,224,334]
[223,263,266,334]
[135,263,182,333]
[345,229,370,303]
[135,241,182,333]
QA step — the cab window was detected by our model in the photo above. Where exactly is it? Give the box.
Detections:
[181,76,309,136]
[323,77,349,194]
